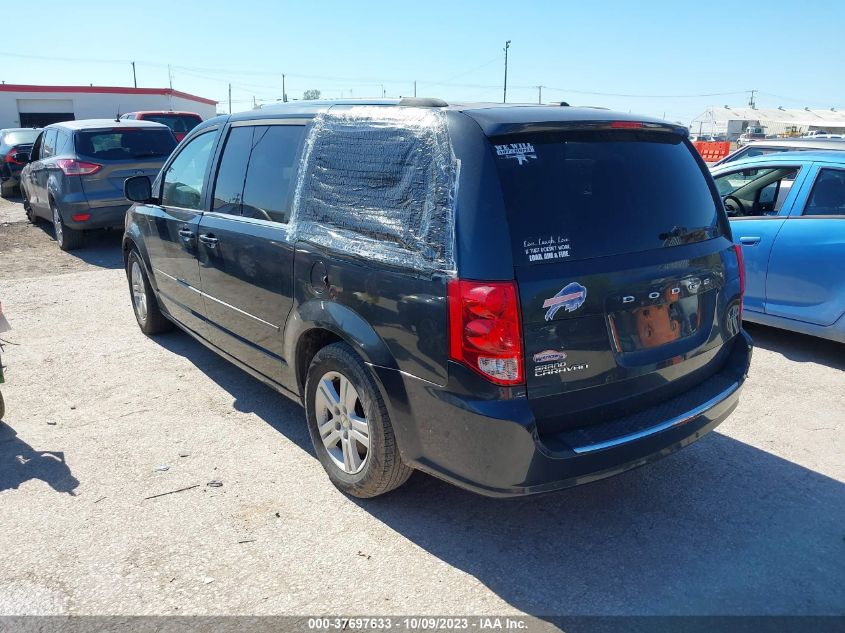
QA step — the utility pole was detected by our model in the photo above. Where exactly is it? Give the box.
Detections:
[414,80,417,97]
[131,61,137,88]
[536,85,544,104]
[282,74,287,102]
[503,40,511,103]
[167,65,173,110]
[228,83,232,114]
[748,89,757,109]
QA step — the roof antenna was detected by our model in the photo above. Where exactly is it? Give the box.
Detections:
[115,104,121,122]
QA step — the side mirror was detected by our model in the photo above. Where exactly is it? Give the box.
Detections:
[12,152,30,164]
[124,175,154,203]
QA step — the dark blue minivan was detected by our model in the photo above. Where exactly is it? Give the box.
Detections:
[122,99,752,498]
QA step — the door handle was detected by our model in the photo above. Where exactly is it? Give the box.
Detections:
[198,233,219,247]
[739,236,761,246]
[178,227,194,239]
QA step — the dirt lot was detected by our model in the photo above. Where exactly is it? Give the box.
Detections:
[0,194,843,621]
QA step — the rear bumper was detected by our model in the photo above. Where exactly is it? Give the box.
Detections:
[376,330,752,497]
[57,198,129,230]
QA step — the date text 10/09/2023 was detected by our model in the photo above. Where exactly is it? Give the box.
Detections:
[307,617,529,630]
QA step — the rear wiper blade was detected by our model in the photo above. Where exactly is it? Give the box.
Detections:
[132,152,166,158]
[658,226,712,241]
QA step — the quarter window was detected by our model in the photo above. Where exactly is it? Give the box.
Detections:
[241,125,306,223]
[804,169,845,216]
[161,131,216,210]
[41,129,58,158]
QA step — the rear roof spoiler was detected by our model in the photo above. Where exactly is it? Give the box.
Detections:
[398,97,448,108]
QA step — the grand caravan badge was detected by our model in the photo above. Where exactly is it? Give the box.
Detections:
[542,282,587,321]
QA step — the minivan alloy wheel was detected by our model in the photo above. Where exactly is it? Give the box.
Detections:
[130,261,148,322]
[314,371,370,474]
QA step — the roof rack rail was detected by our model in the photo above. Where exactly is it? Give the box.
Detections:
[398,97,448,108]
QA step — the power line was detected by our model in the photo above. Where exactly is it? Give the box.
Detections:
[0,51,781,102]
[541,86,749,98]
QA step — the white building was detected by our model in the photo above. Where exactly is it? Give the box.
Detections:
[691,105,845,140]
[0,84,217,128]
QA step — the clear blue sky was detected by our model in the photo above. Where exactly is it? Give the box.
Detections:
[2,0,842,123]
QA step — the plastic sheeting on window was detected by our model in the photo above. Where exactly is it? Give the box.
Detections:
[290,106,457,273]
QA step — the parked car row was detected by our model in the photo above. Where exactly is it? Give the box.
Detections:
[7,110,201,249]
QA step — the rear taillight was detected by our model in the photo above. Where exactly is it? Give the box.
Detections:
[4,149,24,165]
[734,244,746,318]
[56,159,102,176]
[448,279,524,386]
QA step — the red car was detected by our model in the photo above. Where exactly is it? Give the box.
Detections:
[120,111,202,142]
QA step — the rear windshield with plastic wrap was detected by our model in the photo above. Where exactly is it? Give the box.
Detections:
[492,130,723,264]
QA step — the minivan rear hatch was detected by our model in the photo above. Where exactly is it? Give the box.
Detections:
[489,123,740,433]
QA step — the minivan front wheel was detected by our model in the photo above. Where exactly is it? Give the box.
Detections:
[305,342,412,498]
[51,202,83,251]
[126,249,172,334]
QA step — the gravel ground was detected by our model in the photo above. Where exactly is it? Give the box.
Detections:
[0,195,843,620]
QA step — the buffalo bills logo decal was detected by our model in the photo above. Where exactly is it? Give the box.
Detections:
[542,282,587,321]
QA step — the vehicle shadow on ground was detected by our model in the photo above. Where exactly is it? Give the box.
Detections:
[149,329,845,617]
[745,323,845,370]
[151,331,312,453]
[360,434,845,617]
[0,421,79,495]
[35,222,124,270]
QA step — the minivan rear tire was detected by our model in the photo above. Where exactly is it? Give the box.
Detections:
[305,342,413,498]
[126,249,173,335]
[51,201,83,251]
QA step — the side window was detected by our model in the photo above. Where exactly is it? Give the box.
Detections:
[211,126,253,216]
[55,131,71,155]
[240,125,306,223]
[715,167,799,217]
[29,132,43,161]
[161,131,216,210]
[804,169,845,216]
[41,129,58,158]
